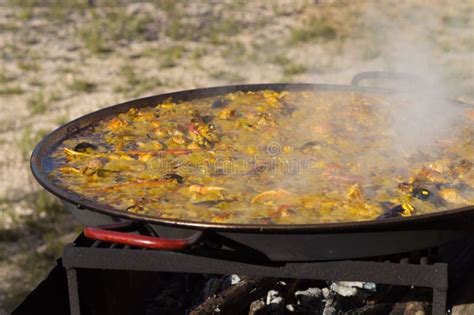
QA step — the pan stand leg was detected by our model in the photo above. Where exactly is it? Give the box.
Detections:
[430,262,448,315]
[67,268,81,315]
[432,287,447,315]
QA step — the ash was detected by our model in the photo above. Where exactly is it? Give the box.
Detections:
[145,273,431,314]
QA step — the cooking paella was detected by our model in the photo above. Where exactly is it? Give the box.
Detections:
[46,89,474,224]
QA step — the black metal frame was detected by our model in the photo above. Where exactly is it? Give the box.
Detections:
[63,233,448,315]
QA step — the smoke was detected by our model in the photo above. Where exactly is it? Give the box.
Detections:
[361,2,463,156]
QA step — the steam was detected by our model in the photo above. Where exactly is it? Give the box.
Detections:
[362,2,463,156]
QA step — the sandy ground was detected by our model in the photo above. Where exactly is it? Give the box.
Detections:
[0,0,472,312]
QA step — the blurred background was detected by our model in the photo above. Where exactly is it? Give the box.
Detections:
[0,0,472,312]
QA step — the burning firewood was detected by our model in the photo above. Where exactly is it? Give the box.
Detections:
[189,276,278,315]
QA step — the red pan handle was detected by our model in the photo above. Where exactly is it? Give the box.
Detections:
[84,226,202,250]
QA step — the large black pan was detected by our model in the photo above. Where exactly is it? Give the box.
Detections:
[30,72,474,261]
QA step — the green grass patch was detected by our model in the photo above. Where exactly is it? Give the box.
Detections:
[166,13,241,44]
[69,78,97,93]
[18,59,40,72]
[54,114,70,126]
[24,191,64,233]
[27,91,48,114]
[166,18,188,41]
[27,76,44,87]
[8,0,44,6]
[221,40,246,60]
[119,64,140,86]
[210,70,245,83]
[289,18,337,44]
[158,0,181,15]
[0,85,23,95]
[18,6,34,20]
[17,48,42,70]
[191,47,207,61]
[77,19,111,54]
[77,8,156,54]
[18,126,50,160]
[160,45,186,68]
[45,2,89,23]
[282,63,307,76]
[0,21,20,32]
[83,29,110,54]
[0,67,8,84]
[48,89,62,102]
[57,65,76,74]
[27,90,62,114]
[273,55,290,66]
[218,18,241,37]
[442,14,470,28]
[101,9,155,43]
[114,64,163,97]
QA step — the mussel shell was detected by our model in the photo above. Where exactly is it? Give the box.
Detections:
[211,97,230,109]
[74,142,98,152]
[281,100,297,116]
[411,187,431,200]
[377,204,406,220]
[163,173,185,184]
[379,201,395,211]
[409,186,445,205]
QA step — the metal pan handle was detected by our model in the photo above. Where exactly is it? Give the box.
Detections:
[351,71,422,88]
[84,225,202,250]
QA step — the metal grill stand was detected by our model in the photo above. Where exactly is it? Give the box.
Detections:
[63,232,448,315]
